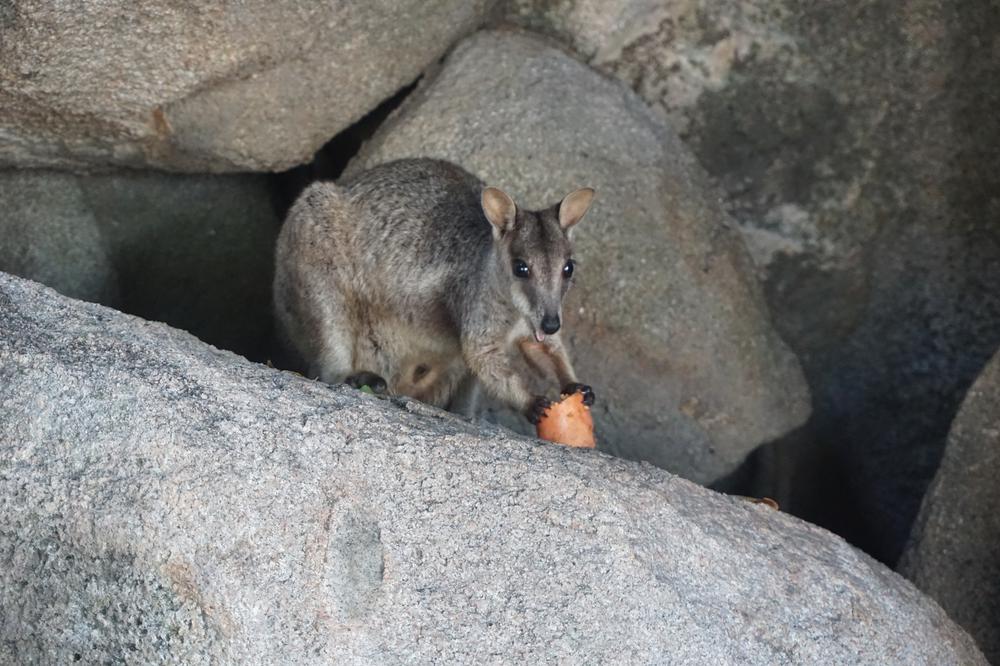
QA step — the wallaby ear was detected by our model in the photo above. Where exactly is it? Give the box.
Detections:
[482,187,517,238]
[558,188,595,230]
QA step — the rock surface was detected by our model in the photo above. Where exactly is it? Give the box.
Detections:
[900,350,1000,664]
[0,1,494,172]
[0,170,278,359]
[0,171,119,305]
[349,29,810,484]
[506,0,1000,562]
[0,273,985,664]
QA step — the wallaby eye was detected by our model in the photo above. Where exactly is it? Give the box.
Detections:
[563,259,575,279]
[513,259,530,279]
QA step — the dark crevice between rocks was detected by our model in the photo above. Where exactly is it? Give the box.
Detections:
[835,0,1000,566]
[708,2,1000,567]
[713,425,867,554]
[271,78,420,220]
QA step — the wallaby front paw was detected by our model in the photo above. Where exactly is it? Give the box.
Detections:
[527,396,553,425]
[562,382,595,406]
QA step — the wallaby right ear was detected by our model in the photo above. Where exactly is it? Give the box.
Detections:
[558,188,595,230]
[482,187,517,238]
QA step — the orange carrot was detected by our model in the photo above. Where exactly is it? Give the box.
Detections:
[536,390,596,448]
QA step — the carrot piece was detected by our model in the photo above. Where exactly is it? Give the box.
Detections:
[536,390,596,448]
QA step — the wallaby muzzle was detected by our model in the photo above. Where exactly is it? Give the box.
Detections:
[541,314,561,335]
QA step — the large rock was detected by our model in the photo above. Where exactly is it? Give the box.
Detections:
[900,350,1000,663]
[506,0,1000,562]
[349,29,810,484]
[0,170,119,305]
[0,273,985,664]
[0,1,494,172]
[0,170,278,359]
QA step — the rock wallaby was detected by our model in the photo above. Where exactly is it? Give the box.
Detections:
[273,158,595,424]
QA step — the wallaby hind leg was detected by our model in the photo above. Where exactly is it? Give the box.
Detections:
[279,293,354,385]
[312,328,353,385]
[297,273,354,385]
[274,179,359,386]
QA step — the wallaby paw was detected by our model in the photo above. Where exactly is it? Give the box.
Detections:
[345,371,388,395]
[562,382,595,407]
[527,396,553,425]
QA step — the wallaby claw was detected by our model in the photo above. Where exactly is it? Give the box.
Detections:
[527,396,552,425]
[562,382,595,406]
[345,371,388,394]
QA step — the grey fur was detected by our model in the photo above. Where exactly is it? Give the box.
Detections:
[273,158,593,418]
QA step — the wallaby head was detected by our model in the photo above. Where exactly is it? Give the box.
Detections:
[481,186,595,342]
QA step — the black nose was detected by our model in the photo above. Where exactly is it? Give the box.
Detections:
[541,314,560,335]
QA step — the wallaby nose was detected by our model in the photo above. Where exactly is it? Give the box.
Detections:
[541,314,561,335]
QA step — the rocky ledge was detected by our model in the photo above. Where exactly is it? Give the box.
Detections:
[0,273,984,664]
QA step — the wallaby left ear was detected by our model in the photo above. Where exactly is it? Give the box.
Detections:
[558,188,595,230]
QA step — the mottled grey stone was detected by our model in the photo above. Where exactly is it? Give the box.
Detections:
[506,0,1000,563]
[0,1,494,172]
[349,29,810,484]
[0,272,984,664]
[0,169,278,359]
[900,351,1000,663]
[0,170,118,305]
